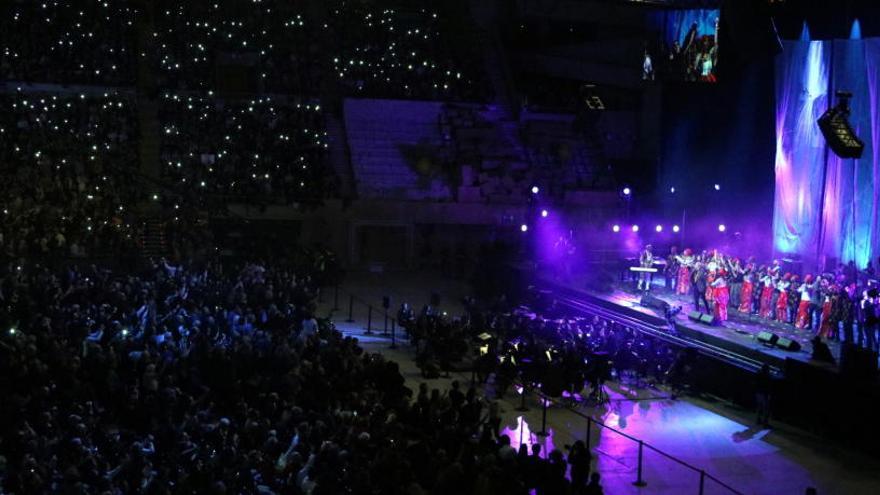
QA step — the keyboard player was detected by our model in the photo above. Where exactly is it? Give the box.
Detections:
[638,244,655,291]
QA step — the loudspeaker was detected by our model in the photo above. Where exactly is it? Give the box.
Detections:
[775,337,801,352]
[818,102,865,159]
[687,311,717,326]
[641,294,670,313]
[757,331,779,346]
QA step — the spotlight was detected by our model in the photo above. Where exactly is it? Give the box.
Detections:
[8,328,15,335]
[714,184,721,191]
[622,187,632,196]
[531,185,540,194]
[540,209,549,218]
[718,224,726,232]
[672,225,680,233]
[520,224,529,232]
[612,224,621,233]
[121,328,129,337]
[670,187,676,194]
[655,225,663,232]
[632,225,639,232]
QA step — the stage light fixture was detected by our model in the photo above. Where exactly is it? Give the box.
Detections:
[818,91,865,159]
[540,209,549,218]
[622,187,632,196]
[672,225,680,233]
[718,224,726,232]
[714,184,721,191]
[632,225,639,232]
[520,224,529,232]
[612,224,621,233]
[670,187,676,194]
[655,225,663,232]
[531,185,540,194]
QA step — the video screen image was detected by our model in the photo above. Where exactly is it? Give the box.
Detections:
[644,9,720,83]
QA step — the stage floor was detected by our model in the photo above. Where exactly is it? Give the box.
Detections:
[542,274,842,369]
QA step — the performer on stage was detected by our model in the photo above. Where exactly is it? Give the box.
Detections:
[795,275,817,329]
[637,244,655,291]
[775,274,791,322]
[711,269,730,322]
[691,262,710,313]
[759,268,775,319]
[739,263,755,313]
[787,275,800,325]
[705,268,716,309]
[729,258,744,313]
[676,248,695,295]
[665,246,679,290]
[817,282,835,339]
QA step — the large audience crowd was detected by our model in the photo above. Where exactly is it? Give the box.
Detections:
[158,93,336,206]
[0,0,138,86]
[0,91,142,259]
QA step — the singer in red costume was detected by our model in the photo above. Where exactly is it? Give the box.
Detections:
[758,269,775,318]
[711,269,730,322]
[795,275,814,329]
[739,264,755,313]
[775,274,791,322]
[676,249,694,295]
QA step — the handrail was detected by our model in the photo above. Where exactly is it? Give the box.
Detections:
[524,383,745,495]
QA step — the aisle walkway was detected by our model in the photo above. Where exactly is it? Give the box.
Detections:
[318,271,880,495]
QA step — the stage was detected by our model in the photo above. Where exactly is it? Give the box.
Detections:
[528,269,842,373]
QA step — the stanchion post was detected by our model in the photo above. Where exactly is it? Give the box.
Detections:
[383,313,388,335]
[586,417,592,450]
[346,295,354,323]
[698,470,705,495]
[390,319,397,349]
[515,384,529,412]
[333,285,339,311]
[365,306,373,334]
[633,440,647,487]
[537,396,549,436]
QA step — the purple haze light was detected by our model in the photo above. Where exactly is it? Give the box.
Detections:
[612,224,621,233]
[541,209,549,218]
[520,224,529,232]
[673,225,680,233]
[632,224,639,232]
[655,224,663,232]
[718,224,726,232]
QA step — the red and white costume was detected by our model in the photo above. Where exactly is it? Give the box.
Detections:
[739,268,755,313]
[711,271,730,322]
[775,276,790,322]
[759,274,775,318]
[795,276,815,329]
[676,250,694,295]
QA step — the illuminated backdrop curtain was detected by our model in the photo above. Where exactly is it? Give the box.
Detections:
[773,38,880,267]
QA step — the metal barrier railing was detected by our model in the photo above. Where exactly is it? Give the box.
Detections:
[520,384,744,495]
[323,284,401,349]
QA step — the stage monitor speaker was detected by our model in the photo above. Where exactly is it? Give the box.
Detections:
[757,331,779,346]
[775,337,801,352]
[699,314,717,325]
[641,294,670,314]
[687,311,703,323]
